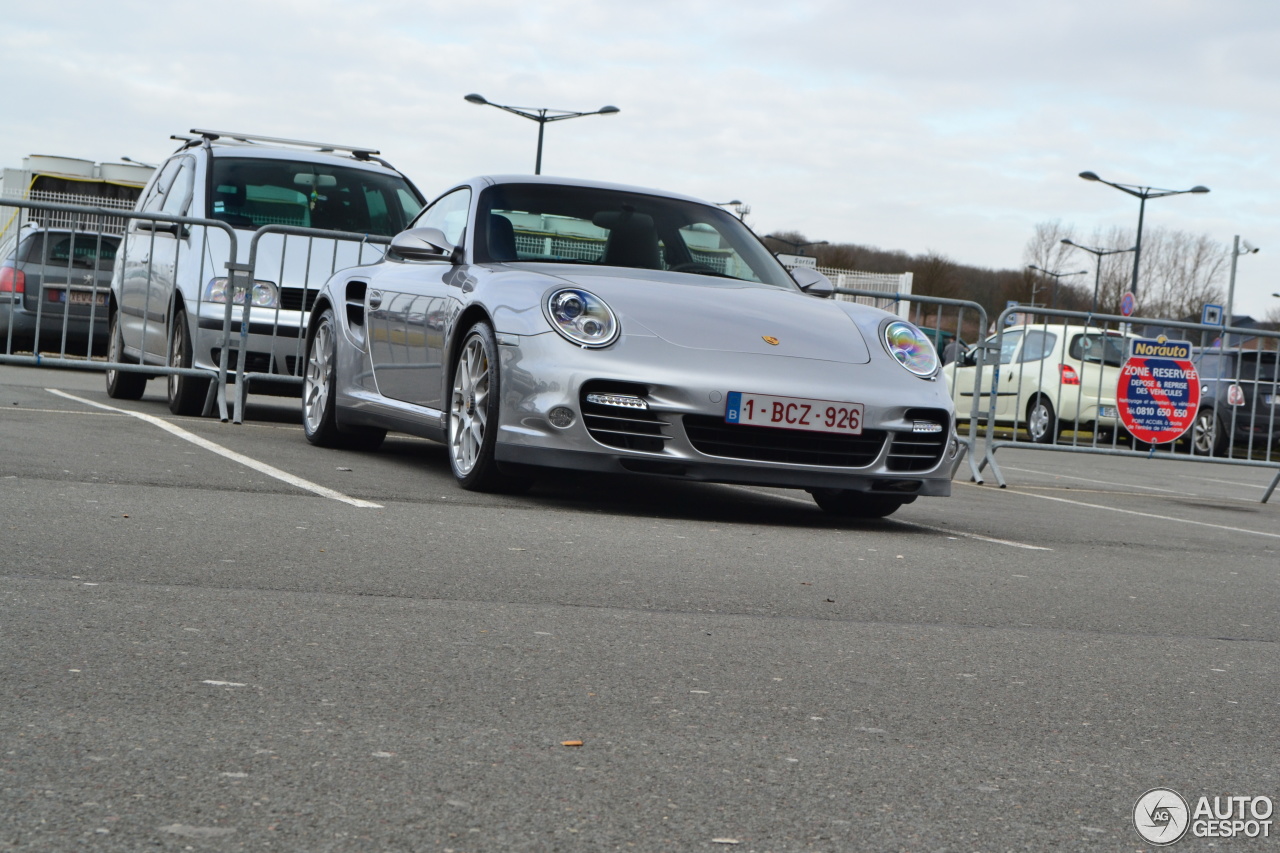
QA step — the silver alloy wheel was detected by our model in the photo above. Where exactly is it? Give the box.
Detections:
[303,318,332,435]
[1191,408,1218,455]
[1028,399,1053,442]
[168,316,186,399]
[106,314,123,386]
[449,334,490,475]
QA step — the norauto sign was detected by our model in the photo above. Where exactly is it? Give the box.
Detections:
[1116,337,1201,444]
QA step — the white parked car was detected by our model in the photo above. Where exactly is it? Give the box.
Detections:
[949,324,1132,443]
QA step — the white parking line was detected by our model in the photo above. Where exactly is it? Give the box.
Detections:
[999,465,1182,494]
[47,389,383,509]
[998,487,1280,540]
[725,484,1051,550]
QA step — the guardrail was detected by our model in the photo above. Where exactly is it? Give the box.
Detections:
[834,286,989,484]
[1,198,237,420]
[969,305,1279,503]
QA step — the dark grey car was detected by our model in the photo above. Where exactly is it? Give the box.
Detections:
[1189,347,1280,456]
[1,225,118,354]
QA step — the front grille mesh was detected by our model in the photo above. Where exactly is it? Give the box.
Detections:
[683,415,886,467]
[580,382,669,453]
[279,287,319,312]
[886,408,950,471]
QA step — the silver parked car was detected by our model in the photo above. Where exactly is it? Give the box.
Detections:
[301,176,956,517]
[105,130,425,413]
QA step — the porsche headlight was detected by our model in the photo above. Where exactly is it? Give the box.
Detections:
[882,320,938,377]
[544,288,619,348]
[204,277,279,308]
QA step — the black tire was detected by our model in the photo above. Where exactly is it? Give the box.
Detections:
[105,310,147,400]
[446,321,533,493]
[1026,396,1058,445]
[167,308,210,416]
[302,309,385,451]
[1189,407,1227,457]
[809,489,907,519]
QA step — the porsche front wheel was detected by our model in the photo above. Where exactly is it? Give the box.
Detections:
[302,309,385,451]
[447,322,531,493]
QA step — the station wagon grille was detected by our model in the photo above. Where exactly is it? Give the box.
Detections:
[683,415,887,467]
[886,409,950,471]
[279,287,319,312]
[580,382,669,453]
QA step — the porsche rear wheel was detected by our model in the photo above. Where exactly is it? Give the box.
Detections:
[447,321,531,493]
[809,489,907,519]
[303,309,385,451]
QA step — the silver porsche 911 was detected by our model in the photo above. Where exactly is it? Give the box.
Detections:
[300,175,956,517]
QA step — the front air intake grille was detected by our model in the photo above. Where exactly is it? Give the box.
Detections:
[887,408,950,471]
[279,287,319,312]
[683,415,886,467]
[580,382,669,453]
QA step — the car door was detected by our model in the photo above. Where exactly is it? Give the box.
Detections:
[952,329,1022,421]
[367,187,470,409]
[1003,329,1057,420]
[119,156,193,362]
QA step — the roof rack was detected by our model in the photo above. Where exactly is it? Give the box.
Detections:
[187,129,380,159]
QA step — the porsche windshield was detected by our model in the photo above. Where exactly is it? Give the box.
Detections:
[474,183,796,288]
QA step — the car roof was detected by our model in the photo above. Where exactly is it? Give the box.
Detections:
[169,131,404,175]
[459,174,712,206]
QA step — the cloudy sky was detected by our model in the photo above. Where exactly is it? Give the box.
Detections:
[5,0,1279,317]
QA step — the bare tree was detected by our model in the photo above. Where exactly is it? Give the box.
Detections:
[1137,228,1227,320]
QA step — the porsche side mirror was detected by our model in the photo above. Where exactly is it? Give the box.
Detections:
[389,227,458,263]
[790,267,834,298]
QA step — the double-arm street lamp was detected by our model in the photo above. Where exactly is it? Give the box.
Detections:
[1078,171,1209,301]
[464,94,620,175]
[716,199,751,222]
[1027,265,1087,309]
[764,234,828,256]
[1060,238,1137,314]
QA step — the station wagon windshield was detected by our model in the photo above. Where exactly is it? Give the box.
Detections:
[472,183,795,288]
[208,158,422,236]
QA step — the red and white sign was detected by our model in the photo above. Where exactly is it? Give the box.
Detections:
[1116,338,1201,443]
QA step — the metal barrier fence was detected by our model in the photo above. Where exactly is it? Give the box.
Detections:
[834,286,989,484]
[1,198,387,422]
[969,305,1280,503]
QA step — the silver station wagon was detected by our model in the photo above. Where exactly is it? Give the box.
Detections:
[105,130,425,413]
[301,176,957,518]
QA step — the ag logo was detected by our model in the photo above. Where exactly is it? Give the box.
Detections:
[1134,788,1190,845]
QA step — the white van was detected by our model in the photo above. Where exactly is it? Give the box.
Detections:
[105,130,425,414]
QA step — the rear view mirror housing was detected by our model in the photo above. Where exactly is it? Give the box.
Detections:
[789,267,834,298]
[389,227,462,264]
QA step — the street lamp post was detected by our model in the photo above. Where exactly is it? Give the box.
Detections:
[1078,171,1209,302]
[1222,236,1260,350]
[464,94,619,175]
[764,235,828,256]
[716,200,751,222]
[1027,265,1087,310]
[1060,238,1137,314]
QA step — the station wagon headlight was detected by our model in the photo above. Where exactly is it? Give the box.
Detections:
[204,277,279,308]
[882,320,939,377]
[544,288,619,348]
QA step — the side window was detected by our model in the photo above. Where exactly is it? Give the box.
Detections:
[160,161,195,217]
[1018,330,1057,363]
[994,330,1022,365]
[141,157,183,214]
[415,188,471,246]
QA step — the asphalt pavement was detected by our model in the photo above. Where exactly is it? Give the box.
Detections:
[2,365,1278,852]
